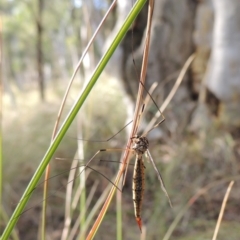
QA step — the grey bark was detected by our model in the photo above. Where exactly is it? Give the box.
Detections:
[106,0,240,131]
[123,0,197,103]
[205,0,240,102]
[117,0,197,135]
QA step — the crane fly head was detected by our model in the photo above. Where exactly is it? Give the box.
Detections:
[132,136,149,155]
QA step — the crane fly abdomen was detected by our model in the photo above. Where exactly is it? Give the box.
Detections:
[132,155,145,232]
[132,136,149,232]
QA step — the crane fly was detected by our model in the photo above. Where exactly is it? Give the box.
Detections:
[127,97,172,232]
[77,85,172,232]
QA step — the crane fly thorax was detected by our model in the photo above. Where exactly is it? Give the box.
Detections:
[132,136,149,155]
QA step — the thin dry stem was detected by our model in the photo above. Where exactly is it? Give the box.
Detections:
[81,177,116,240]
[42,1,118,238]
[140,82,158,122]
[144,53,195,134]
[212,181,234,240]
[61,154,78,240]
[163,177,238,240]
[50,0,117,140]
[161,54,195,112]
[68,180,99,240]
[140,225,147,240]
[122,0,154,186]
[71,170,91,209]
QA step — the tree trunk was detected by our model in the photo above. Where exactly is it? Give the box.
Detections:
[37,0,44,101]
[106,0,240,131]
[121,0,197,102]
[205,0,240,102]
[108,0,197,136]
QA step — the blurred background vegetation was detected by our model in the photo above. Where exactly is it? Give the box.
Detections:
[1,0,240,239]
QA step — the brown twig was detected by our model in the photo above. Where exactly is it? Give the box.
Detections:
[144,53,195,134]
[212,181,234,240]
[163,177,238,240]
[60,153,78,240]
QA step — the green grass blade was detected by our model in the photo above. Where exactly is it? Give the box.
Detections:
[116,189,122,240]
[0,1,147,239]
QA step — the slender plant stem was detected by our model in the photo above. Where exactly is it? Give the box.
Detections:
[0,16,2,235]
[0,1,145,238]
[212,181,234,240]
[116,182,122,240]
[163,177,239,240]
[41,1,118,239]
[144,54,195,134]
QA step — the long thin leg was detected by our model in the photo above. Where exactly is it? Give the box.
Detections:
[79,147,133,190]
[146,149,172,208]
[17,148,134,218]
[72,120,133,142]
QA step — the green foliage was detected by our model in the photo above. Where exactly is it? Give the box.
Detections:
[2,0,112,84]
